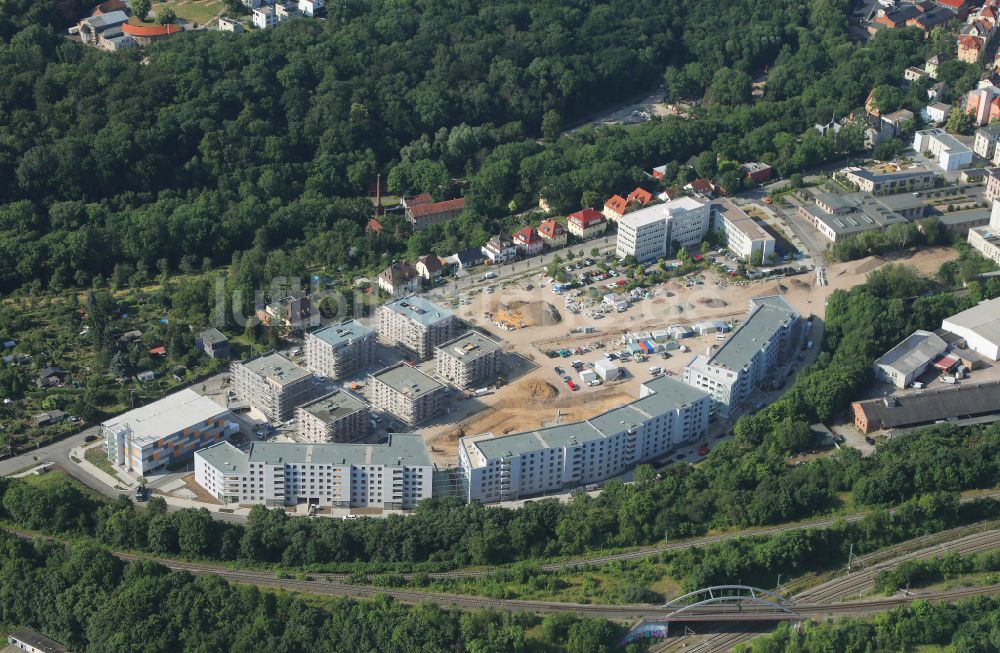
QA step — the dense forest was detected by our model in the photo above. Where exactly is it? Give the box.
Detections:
[0,528,624,653]
[0,0,944,294]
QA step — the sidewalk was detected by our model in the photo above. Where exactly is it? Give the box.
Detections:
[70,445,134,490]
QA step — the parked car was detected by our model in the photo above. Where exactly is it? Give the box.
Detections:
[697,446,710,456]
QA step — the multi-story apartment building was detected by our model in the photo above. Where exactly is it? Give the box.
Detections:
[376,295,458,360]
[295,390,370,443]
[986,168,1000,203]
[435,331,502,389]
[682,296,802,417]
[968,199,1000,265]
[913,128,973,170]
[975,125,1000,160]
[304,321,375,380]
[194,434,433,509]
[103,388,238,475]
[368,363,449,426]
[566,208,608,239]
[710,199,775,263]
[838,166,936,195]
[231,352,318,422]
[615,197,710,262]
[459,375,710,503]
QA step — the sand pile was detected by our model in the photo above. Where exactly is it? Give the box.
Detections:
[855,257,883,275]
[791,279,809,289]
[521,379,558,401]
[692,298,727,308]
[507,300,562,325]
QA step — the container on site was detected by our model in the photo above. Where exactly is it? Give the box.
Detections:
[474,388,490,396]
[941,376,957,384]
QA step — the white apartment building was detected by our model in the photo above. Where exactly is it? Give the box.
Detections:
[615,197,710,262]
[295,390,370,443]
[251,5,276,28]
[368,363,448,426]
[682,296,802,417]
[913,128,974,171]
[298,0,323,16]
[459,375,710,503]
[231,352,318,422]
[194,435,433,509]
[304,321,375,380]
[376,295,458,360]
[710,199,775,262]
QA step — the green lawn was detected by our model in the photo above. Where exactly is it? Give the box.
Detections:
[84,446,128,485]
[151,0,225,26]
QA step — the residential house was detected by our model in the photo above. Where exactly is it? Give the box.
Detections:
[566,208,608,239]
[36,367,66,388]
[242,0,261,8]
[535,219,566,248]
[904,66,930,82]
[377,262,421,296]
[975,124,1000,159]
[298,0,323,16]
[482,233,517,264]
[922,102,951,123]
[627,187,653,206]
[882,109,915,135]
[404,196,466,230]
[217,16,244,32]
[415,254,446,281]
[603,194,629,221]
[958,34,986,64]
[651,164,669,180]
[34,410,66,427]
[512,226,544,257]
[252,5,277,28]
[256,295,313,331]
[366,218,382,234]
[684,178,715,198]
[987,168,1000,201]
[928,81,947,100]
[196,327,230,359]
[925,52,952,78]
[447,248,486,270]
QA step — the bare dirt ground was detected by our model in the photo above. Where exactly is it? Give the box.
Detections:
[422,247,959,467]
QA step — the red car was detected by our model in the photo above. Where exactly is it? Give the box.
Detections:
[566,380,578,391]
[615,279,627,286]
[697,446,710,456]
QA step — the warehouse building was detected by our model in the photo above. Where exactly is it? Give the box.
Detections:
[295,390,370,443]
[376,295,458,360]
[710,199,775,262]
[459,375,709,503]
[304,321,375,380]
[682,296,801,417]
[194,434,433,509]
[368,363,449,426]
[434,331,502,389]
[942,297,1000,361]
[615,197,710,262]
[231,352,319,422]
[852,381,1000,433]
[103,388,238,475]
[873,330,949,388]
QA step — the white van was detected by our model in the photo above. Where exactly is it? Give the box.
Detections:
[648,366,662,376]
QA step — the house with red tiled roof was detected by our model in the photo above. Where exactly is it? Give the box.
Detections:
[537,219,567,247]
[366,218,383,234]
[405,197,465,230]
[603,195,629,221]
[937,0,969,18]
[959,34,986,63]
[566,209,607,239]
[652,165,669,180]
[627,188,653,206]
[513,226,544,257]
[685,178,716,198]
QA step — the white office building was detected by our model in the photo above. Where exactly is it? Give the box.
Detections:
[710,199,775,262]
[459,375,710,503]
[682,296,802,417]
[194,434,433,509]
[942,297,1000,361]
[913,128,974,171]
[615,197,710,262]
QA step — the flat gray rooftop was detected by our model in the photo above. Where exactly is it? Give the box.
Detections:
[241,352,311,386]
[436,330,502,362]
[300,390,367,423]
[196,441,248,475]
[635,374,712,411]
[712,199,772,241]
[102,388,229,446]
[806,192,910,236]
[708,300,798,371]
[247,433,431,467]
[475,421,605,460]
[875,330,947,376]
[310,321,374,348]
[370,364,444,398]
[382,295,453,327]
[944,298,1000,345]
